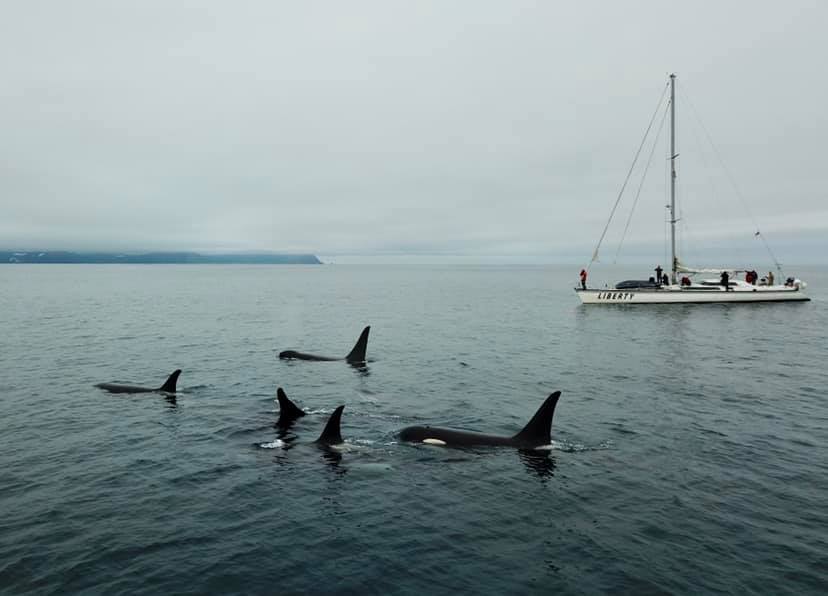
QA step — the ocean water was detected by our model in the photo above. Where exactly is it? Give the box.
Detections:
[0,264,826,595]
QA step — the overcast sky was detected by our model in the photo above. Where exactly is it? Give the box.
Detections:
[1,1,825,263]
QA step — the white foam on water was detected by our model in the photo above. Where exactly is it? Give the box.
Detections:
[328,439,377,453]
[532,441,562,451]
[258,439,285,449]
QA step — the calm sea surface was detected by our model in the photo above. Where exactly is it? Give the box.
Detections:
[1,264,826,595]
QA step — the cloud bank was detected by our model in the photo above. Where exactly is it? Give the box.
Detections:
[1,1,825,263]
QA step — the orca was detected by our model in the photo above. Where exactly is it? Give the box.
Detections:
[398,391,561,449]
[279,326,370,363]
[265,404,346,456]
[95,369,181,394]
[276,387,306,428]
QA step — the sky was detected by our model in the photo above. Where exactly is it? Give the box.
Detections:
[1,1,825,264]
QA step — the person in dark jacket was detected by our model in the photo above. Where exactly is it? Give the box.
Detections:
[720,270,730,291]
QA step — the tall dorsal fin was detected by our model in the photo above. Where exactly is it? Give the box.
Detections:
[511,391,561,447]
[159,369,182,393]
[345,326,370,363]
[276,387,306,426]
[345,325,371,362]
[315,405,345,445]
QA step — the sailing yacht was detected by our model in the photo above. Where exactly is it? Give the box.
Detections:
[575,74,809,305]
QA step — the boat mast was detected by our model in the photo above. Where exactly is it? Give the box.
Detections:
[669,73,677,284]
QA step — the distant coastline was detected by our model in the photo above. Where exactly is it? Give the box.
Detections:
[0,251,322,265]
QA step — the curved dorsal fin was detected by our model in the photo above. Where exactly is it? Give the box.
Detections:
[345,326,370,363]
[315,405,345,445]
[276,387,306,426]
[159,369,182,393]
[511,391,561,447]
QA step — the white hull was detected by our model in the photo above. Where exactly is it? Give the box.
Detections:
[575,286,809,304]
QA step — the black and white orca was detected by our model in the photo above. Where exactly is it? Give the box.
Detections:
[95,369,181,394]
[279,326,370,364]
[399,391,561,449]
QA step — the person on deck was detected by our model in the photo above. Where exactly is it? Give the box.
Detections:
[767,271,775,286]
[579,269,587,290]
[655,265,663,284]
[720,270,730,291]
[662,273,669,285]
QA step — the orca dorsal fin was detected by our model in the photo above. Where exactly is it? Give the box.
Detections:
[315,405,345,445]
[511,391,561,447]
[159,369,182,393]
[276,387,306,425]
[345,326,370,363]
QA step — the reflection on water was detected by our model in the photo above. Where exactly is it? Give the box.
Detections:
[349,362,371,376]
[518,449,556,479]
[320,448,346,471]
[273,427,300,451]
[275,416,302,432]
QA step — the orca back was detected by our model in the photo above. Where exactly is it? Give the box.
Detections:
[96,383,152,394]
[279,350,340,361]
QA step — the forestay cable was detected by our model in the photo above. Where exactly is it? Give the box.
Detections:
[586,81,669,271]
[613,98,671,263]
